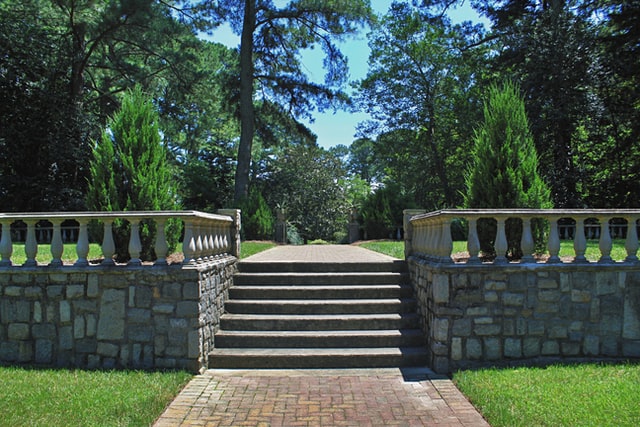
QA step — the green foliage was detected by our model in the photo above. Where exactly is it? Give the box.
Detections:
[86,87,181,262]
[464,82,552,257]
[355,3,486,208]
[262,144,351,242]
[239,187,274,240]
[359,183,415,240]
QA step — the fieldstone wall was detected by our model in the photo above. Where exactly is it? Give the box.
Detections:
[408,258,640,373]
[0,257,236,373]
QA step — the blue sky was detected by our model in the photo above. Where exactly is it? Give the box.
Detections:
[208,1,486,149]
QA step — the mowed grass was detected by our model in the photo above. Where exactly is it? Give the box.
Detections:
[359,239,631,262]
[9,243,103,265]
[454,363,640,427]
[0,367,192,427]
[240,240,277,258]
[358,240,405,259]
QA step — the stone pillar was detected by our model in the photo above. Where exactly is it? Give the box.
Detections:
[403,209,426,260]
[275,208,287,244]
[348,207,360,244]
[218,209,242,258]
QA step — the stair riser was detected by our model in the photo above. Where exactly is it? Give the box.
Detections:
[219,316,419,331]
[229,287,414,300]
[238,261,408,274]
[209,354,428,369]
[224,301,417,315]
[233,273,409,286]
[215,335,425,348]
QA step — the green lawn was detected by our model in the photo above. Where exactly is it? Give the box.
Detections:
[454,363,640,427]
[0,367,192,427]
[240,241,277,258]
[358,239,631,262]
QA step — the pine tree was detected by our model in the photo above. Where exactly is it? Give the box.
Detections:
[464,82,552,258]
[86,86,180,261]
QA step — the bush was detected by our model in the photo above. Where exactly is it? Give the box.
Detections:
[86,86,181,262]
[239,187,274,240]
[464,82,552,257]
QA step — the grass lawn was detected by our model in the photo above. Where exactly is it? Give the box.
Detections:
[454,363,640,427]
[0,367,192,427]
[240,241,277,258]
[358,239,630,262]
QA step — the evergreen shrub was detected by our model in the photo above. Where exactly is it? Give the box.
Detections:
[464,82,552,258]
[86,86,181,262]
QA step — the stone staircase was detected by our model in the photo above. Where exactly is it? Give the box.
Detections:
[208,259,428,369]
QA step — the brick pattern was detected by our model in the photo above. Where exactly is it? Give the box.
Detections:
[410,260,640,373]
[154,369,489,427]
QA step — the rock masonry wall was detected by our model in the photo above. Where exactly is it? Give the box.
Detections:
[409,258,640,373]
[0,257,237,373]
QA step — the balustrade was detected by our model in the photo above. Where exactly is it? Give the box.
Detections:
[0,210,238,267]
[408,209,640,264]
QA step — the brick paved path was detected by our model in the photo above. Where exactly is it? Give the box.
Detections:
[154,368,489,427]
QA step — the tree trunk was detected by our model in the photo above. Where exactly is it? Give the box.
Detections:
[234,0,256,204]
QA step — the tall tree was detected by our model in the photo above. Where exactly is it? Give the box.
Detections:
[356,2,486,207]
[211,0,373,203]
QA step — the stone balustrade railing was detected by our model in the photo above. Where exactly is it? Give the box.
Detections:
[0,210,240,267]
[406,209,640,264]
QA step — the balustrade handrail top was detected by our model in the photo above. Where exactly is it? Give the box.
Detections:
[411,208,640,222]
[0,210,233,223]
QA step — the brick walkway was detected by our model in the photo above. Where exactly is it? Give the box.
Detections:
[154,369,488,426]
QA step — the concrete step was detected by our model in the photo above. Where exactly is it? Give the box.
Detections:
[208,347,429,369]
[219,313,421,331]
[224,298,417,315]
[238,261,408,274]
[229,284,414,300]
[233,272,409,286]
[214,329,426,348]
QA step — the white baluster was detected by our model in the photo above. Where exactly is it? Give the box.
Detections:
[75,219,90,266]
[182,220,197,265]
[466,217,480,264]
[574,218,587,263]
[0,221,14,266]
[154,218,168,266]
[598,216,613,263]
[128,220,142,266]
[195,223,203,263]
[494,217,508,264]
[520,216,535,263]
[440,217,453,263]
[50,220,63,267]
[430,220,441,260]
[547,216,561,263]
[24,220,38,267]
[101,219,116,265]
[201,223,211,261]
[625,216,639,262]
[213,224,221,256]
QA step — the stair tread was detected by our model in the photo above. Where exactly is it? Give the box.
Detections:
[221,313,414,319]
[216,329,423,336]
[210,347,427,356]
[226,298,412,304]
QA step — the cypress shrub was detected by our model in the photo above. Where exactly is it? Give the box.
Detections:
[464,82,552,258]
[86,86,181,262]
[239,187,274,240]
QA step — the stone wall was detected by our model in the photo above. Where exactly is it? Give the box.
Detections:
[0,257,237,373]
[409,258,640,373]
